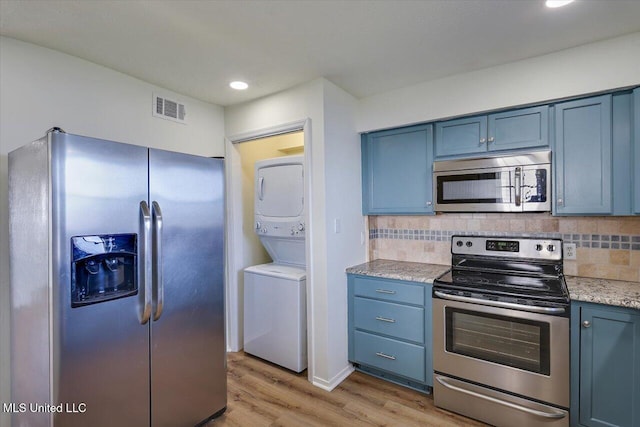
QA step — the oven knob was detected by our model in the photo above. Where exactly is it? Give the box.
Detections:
[547,244,556,252]
[456,240,463,247]
[466,241,473,247]
[535,244,543,251]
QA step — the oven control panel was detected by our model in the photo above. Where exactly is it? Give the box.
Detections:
[486,239,519,252]
[451,236,562,260]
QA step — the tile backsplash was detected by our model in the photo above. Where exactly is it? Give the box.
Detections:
[368,213,640,283]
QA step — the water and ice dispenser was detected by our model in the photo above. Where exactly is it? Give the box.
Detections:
[71,234,137,307]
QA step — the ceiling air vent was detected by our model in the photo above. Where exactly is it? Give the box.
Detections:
[153,93,187,124]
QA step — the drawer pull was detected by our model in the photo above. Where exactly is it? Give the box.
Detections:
[375,316,396,323]
[375,289,396,295]
[375,352,396,360]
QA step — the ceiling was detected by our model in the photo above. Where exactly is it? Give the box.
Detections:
[1,0,640,107]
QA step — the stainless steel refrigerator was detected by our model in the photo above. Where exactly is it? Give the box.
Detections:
[9,129,226,427]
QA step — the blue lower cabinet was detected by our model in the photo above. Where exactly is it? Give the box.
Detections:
[571,301,640,427]
[348,274,432,393]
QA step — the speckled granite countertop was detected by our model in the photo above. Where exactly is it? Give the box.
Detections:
[566,276,640,310]
[346,259,450,284]
[347,259,640,311]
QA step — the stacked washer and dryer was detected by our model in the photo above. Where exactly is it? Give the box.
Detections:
[243,155,307,372]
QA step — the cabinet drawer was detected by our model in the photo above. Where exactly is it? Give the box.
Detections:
[354,297,424,344]
[352,276,424,305]
[353,331,425,382]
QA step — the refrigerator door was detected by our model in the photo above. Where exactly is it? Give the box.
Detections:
[51,133,151,426]
[149,150,226,425]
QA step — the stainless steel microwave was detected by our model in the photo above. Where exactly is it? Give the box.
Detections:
[433,151,551,213]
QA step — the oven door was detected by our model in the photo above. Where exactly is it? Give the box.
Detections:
[434,166,517,212]
[432,296,569,408]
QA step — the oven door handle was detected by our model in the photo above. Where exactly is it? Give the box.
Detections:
[433,290,566,314]
[435,376,567,420]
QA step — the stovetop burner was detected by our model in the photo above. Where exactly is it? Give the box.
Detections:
[435,269,568,303]
[433,235,570,307]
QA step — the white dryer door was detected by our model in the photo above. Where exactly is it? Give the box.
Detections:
[256,163,304,218]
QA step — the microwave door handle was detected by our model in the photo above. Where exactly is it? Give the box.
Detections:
[514,167,522,207]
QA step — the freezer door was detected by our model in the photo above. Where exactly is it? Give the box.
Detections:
[51,133,150,427]
[149,150,226,425]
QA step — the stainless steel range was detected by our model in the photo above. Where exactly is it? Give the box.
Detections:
[433,236,570,427]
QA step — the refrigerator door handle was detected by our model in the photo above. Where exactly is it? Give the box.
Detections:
[139,201,153,324]
[152,201,164,321]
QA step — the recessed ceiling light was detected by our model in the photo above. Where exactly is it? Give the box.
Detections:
[229,81,249,90]
[545,0,575,8]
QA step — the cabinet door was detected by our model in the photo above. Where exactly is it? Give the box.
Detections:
[611,92,633,215]
[362,124,433,214]
[424,282,433,387]
[635,88,640,214]
[578,305,640,427]
[435,115,487,157]
[554,95,612,215]
[488,105,549,152]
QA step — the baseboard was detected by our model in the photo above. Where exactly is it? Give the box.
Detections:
[312,363,355,392]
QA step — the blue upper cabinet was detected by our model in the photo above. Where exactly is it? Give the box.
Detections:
[635,88,640,214]
[488,106,549,151]
[554,95,612,215]
[361,124,434,215]
[435,115,487,157]
[611,92,634,215]
[435,105,548,158]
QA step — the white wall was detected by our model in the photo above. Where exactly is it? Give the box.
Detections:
[358,32,640,132]
[224,79,366,390]
[0,37,225,427]
[319,81,366,382]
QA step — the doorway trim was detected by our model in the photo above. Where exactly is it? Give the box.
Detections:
[224,118,314,380]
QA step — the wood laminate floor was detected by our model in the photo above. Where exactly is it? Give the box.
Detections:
[207,351,487,426]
